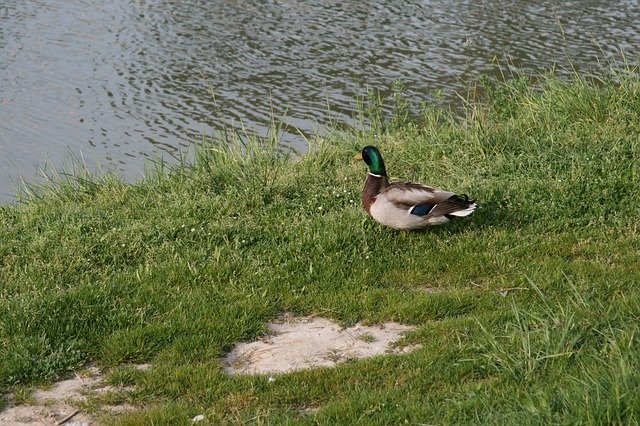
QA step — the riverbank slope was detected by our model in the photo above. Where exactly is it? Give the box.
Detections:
[1,70,639,424]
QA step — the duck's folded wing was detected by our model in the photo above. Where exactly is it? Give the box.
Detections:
[383,182,454,208]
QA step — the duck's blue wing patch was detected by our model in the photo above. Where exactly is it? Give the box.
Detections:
[409,203,436,217]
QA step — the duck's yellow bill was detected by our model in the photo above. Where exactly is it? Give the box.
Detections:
[354,153,363,160]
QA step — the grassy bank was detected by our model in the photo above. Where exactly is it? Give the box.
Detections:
[1,68,639,424]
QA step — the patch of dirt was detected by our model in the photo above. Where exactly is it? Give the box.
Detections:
[224,314,420,375]
[0,364,150,426]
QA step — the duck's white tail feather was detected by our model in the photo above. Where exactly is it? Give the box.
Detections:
[448,202,477,217]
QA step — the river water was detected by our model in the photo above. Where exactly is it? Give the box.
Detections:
[1,0,639,202]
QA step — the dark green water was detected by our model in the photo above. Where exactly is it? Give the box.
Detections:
[1,0,639,202]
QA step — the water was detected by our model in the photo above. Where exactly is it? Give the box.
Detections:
[1,0,639,203]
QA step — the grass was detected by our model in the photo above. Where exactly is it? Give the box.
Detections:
[1,66,639,424]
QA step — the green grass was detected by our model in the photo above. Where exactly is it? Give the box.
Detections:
[1,67,639,424]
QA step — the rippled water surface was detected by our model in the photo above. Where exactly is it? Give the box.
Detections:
[1,0,639,201]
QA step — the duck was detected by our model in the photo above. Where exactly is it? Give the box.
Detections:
[354,145,476,230]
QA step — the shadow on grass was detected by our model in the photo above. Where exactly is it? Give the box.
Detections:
[468,199,533,231]
[394,198,532,237]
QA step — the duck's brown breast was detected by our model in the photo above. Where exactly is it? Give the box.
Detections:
[362,174,388,214]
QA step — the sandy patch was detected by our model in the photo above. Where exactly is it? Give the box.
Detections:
[0,364,149,426]
[224,314,420,375]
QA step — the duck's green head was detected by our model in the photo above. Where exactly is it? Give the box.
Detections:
[355,145,387,176]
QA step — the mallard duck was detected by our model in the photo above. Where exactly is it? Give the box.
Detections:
[354,146,476,230]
